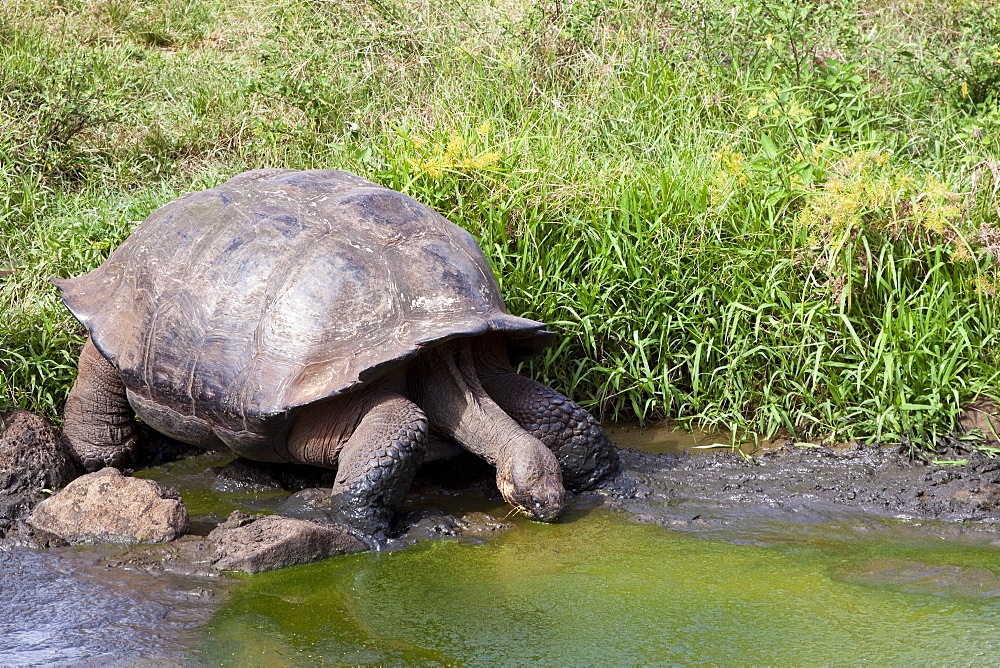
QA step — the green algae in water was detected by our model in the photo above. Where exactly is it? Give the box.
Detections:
[133,455,287,531]
[200,509,1000,665]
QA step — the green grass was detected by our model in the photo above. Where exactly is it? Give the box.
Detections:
[1,0,999,447]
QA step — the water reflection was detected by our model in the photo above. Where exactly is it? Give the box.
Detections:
[0,545,220,664]
[604,422,792,455]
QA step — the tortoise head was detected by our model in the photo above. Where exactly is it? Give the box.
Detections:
[496,442,565,522]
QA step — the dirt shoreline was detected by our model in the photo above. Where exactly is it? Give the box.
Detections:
[588,442,1000,538]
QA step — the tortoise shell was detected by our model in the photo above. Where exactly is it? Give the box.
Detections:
[54,169,551,445]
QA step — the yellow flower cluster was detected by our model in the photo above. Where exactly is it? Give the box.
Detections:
[913,177,963,235]
[795,151,982,299]
[707,148,748,207]
[972,273,997,296]
[407,125,502,178]
[796,151,964,241]
[951,243,973,262]
[747,89,812,124]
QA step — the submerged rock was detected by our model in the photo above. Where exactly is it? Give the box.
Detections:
[274,487,337,524]
[0,410,81,537]
[454,511,514,535]
[400,508,460,542]
[211,457,338,493]
[210,459,285,492]
[838,558,1000,598]
[27,467,188,546]
[209,512,366,573]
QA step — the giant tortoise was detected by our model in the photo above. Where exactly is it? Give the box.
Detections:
[54,169,618,542]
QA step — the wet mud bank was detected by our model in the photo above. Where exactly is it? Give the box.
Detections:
[591,442,1000,540]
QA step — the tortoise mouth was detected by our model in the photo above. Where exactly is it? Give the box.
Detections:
[521,504,563,523]
[499,479,565,523]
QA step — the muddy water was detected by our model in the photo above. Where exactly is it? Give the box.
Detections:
[0,545,221,664]
[197,509,1000,665]
[4,430,1000,664]
[605,422,729,454]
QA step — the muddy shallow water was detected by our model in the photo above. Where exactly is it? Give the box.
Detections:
[199,509,1000,665]
[3,426,1000,664]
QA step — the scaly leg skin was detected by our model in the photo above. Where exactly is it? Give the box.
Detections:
[289,391,428,547]
[63,337,141,472]
[474,338,619,492]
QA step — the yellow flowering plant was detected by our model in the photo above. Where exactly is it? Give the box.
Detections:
[405,124,503,178]
[795,151,988,302]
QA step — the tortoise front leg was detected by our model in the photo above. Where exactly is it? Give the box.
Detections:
[473,338,619,492]
[63,337,141,471]
[288,391,427,545]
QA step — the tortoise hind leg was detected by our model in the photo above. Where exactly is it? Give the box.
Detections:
[288,392,427,545]
[63,337,141,472]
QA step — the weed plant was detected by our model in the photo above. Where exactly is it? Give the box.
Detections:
[1,0,999,448]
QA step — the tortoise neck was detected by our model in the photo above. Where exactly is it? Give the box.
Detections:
[407,339,530,466]
[468,333,515,378]
[408,338,565,520]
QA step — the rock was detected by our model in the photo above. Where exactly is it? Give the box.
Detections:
[959,396,1000,443]
[211,458,337,492]
[27,467,189,546]
[209,512,366,573]
[0,410,81,537]
[0,410,80,495]
[212,509,258,531]
[211,458,285,492]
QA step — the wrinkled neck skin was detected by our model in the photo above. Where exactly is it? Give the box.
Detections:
[409,337,565,522]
